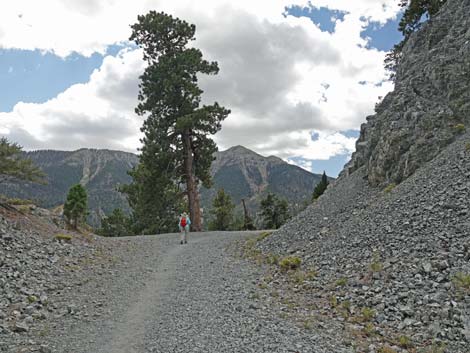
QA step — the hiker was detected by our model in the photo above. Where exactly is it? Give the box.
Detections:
[178,212,191,244]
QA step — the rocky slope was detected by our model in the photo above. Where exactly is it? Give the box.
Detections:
[201,145,327,220]
[0,202,114,352]
[258,0,470,351]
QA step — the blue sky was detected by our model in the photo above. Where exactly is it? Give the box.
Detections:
[0,1,403,177]
[282,5,401,176]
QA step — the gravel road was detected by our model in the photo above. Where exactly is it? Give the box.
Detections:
[41,231,349,353]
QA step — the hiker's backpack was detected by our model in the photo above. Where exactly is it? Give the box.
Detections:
[180,217,187,228]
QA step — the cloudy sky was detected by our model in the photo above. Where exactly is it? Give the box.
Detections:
[0,0,403,176]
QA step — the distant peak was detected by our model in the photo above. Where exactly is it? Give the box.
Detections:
[224,145,252,153]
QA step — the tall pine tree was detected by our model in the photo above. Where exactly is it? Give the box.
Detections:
[0,137,45,184]
[127,12,230,232]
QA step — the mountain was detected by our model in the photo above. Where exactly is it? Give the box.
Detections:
[200,145,327,222]
[258,1,470,351]
[0,149,139,226]
[0,146,325,227]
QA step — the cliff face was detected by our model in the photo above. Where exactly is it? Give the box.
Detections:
[257,1,470,350]
[344,0,470,185]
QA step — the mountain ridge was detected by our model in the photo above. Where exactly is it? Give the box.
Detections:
[1,146,327,227]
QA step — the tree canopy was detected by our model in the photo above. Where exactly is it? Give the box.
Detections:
[0,137,45,184]
[385,0,447,78]
[208,189,235,231]
[98,208,133,237]
[260,193,290,230]
[125,11,230,233]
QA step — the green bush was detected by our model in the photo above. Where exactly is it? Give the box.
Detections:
[256,231,272,242]
[453,272,470,291]
[363,323,376,337]
[6,197,34,205]
[291,271,306,284]
[384,183,396,193]
[361,307,376,321]
[398,335,412,349]
[55,233,72,242]
[279,256,302,271]
[265,253,279,265]
[465,142,470,151]
[378,347,397,353]
[335,277,347,286]
[454,123,466,133]
[370,253,383,273]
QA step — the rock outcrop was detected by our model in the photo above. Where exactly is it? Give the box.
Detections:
[259,0,470,351]
[344,0,470,185]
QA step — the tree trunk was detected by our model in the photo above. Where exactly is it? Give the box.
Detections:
[182,130,202,231]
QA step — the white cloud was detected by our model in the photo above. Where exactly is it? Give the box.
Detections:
[0,0,401,172]
[0,49,145,151]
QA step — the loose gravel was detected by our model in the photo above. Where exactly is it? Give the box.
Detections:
[6,231,351,353]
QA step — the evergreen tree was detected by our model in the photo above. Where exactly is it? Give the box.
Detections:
[385,0,447,78]
[128,12,230,232]
[0,137,45,184]
[312,171,329,201]
[242,198,256,231]
[120,163,183,235]
[98,208,132,237]
[64,184,88,229]
[208,189,235,231]
[260,193,290,230]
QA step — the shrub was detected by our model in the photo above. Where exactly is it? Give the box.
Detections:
[291,271,306,284]
[27,295,38,303]
[6,197,34,205]
[465,142,470,152]
[279,256,302,271]
[361,307,376,321]
[303,320,313,330]
[453,272,470,291]
[55,233,72,242]
[329,296,338,308]
[256,231,272,242]
[384,183,396,193]
[370,253,383,273]
[305,269,318,281]
[424,341,447,353]
[454,123,466,133]
[378,347,397,353]
[370,261,383,272]
[398,335,412,349]
[341,300,351,311]
[265,253,279,265]
[363,323,376,336]
[335,277,347,286]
